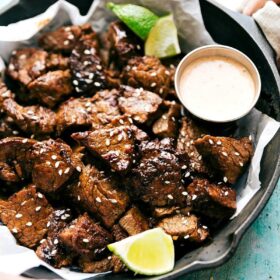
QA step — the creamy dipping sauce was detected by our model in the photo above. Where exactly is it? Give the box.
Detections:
[179,55,256,122]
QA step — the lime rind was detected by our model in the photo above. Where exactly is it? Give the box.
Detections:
[108,228,175,276]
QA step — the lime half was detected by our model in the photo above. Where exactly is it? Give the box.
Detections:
[108,228,174,275]
[107,2,159,40]
[145,14,181,58]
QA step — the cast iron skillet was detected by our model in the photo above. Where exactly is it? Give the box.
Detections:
[0,0,279,279]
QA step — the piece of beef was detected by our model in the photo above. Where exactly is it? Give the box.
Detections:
[128,138,188,207]
[59,213,112,258]
[72,125,135,173]
[3,98,56,137]
[107,21,143,65]
[152,101,181,138]
[38,24,92,54]
[0,137,36,182]
[157,214,209,242]
[69,165,129,228]
[112,224,128,241]
[151,206,193,219]
[6,48,48,87]
[177,117,209,174]
[69,26,112,94]
[119,86,162,125]
[0,79,15,105]
[46,53,69,70]
[78,255,125,273]
[27,70,73,108]
[187,178,236,220]
[119,207,149,236]
[194,135,253,184]
[36,208,74,268]
[122,56,171,97]
[31,139,77,193]
[0,186,53,248]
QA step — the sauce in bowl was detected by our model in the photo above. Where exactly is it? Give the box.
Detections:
[175,45,261,123]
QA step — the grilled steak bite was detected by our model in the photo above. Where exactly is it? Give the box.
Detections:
[107,21,143,65]
[157,214,209,242]
[122,56,171,97]
[0,186,53,248]
[0,137,36,182]
[39,24,91,53]
[59,213,112,258]
[6,48,48,87]
[3,98,56,137]
[69,165,129,228]
[119,86,162,124]
[153,101,181,138]
[128,138,187,207]
[187,179,236,220]
[27,70,73,108]
[31,139,76,192]
[177,117,209,174]
[119,207,149,236]
[72,125,135,173]
[195,135,253,184]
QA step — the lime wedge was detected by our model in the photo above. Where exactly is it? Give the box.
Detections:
[108,228,174,275]
[107,2,159,40]
[145,14,181,58]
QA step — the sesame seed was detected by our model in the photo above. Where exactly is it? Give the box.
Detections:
[150,72,157,77]
[136,44,141,50]
[37,193,43,198]
[182,191,188,196]
[222,152,228,157]
[64,167,70,174]
[84,49,91,55]
[53,239,59,245]
[109,199,117,204]
[96,197,101,203]
[65,26,71,31]
[217,140,222,145]
[21,201,26,206]
[165,70,170,75]
[75,87,82,92]
[51,155,57,160]
[73,80,79,86]
[234,152,240,156]
[239,162,244,167]
[208,139,214,145]
[119,119,124,124]
[224,191,229,196]
[58,169,63,176]
[167,194,173,200]
[118,134,123,141]
[35,206,41,212]
[26,222,32,227]
[40,239,46,244]
[96,65,102,70]
[15,213,22,219]
[51,249,57,255]
[63,40,70,45]
[106,139,110,146]
[9,64,15,71]
[151,82,157,87]
[47,221,51,228]
[83,60,90,66]
[159,88,164,94]
[165,180,170,184]
[184,235,190,239]
[46,161,51,166]
[77,195,81,201]
[22,139,28,143]
[162,115,167,120]
[76,166,82,172]
[94,82,101,87]
[202,225,208,229]
[55,161,60,168]
[192,194,197,200]
[85,79,93,84]
[198,155,202,160]
[249,135,252,141]
[83,238,89,243]
[68,34,74,40]
[223,177,228,183]
[185,172,190,178]
[181,165,187,170]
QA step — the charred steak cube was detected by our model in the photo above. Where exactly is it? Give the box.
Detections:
[107,21,143,65]
[157,214,209,242]
[119,207,149,236]
[122,56,171,97]
[28,70,73,108]
[0,186,53,248]
[119,86,162,124]
[152,101,181,138]
[72,125,135,173]
[128,138,187,207]
[194,135,253,184]
[59,213,112,258]
[3,98,56,137]
[69,165,129,228]
[187,178,236,219]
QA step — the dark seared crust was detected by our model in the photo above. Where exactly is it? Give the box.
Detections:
[72,125,135,173]
[59,213,112,258]
[112,224,128,241]
[157,214,209,242]
[187,178,236,219]
[107,21,143,65]
[128,138,188,207]
[28,70,73,108]
[0,186,53,248]
[3,98,56,136]
[119,86,162,124]
[122,56,171,97]
[119,207,149,236]
[69,165,129,228]
[0,115,18,139]
[194,135,253,184]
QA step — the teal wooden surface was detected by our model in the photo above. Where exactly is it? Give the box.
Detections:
[181,181,280,280]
